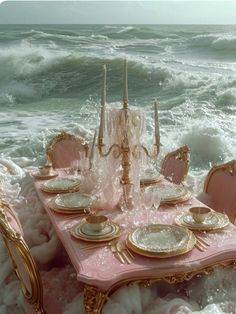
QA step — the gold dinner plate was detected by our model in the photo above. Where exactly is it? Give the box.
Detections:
[41,177,81,194]
[126,224,196,258]
[32,172,58,180]
[150,183,191,205]
[175,211,229,231]
[48,198,88,215]
[54,192,97,210]
[70,220,122,242]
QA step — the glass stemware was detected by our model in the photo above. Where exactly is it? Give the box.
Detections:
[141,186,154,224]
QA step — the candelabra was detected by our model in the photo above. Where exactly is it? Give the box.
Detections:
[96,60,160,210]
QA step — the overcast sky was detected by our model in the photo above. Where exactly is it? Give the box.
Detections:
[0,1,236,24]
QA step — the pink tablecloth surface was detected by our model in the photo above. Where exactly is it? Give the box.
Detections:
[33,175,236,290]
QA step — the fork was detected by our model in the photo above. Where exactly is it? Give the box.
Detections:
[195,238,208,252]
[116,242,132,264]
[110,241,125,264]
[119,241,135,260]
[194,234,210,247]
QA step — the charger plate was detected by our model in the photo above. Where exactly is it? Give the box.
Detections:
[48,198,90,215]
[41,177,81,194]
[126,224,196,258]
[175,211,229,231]
[140,170,164,187]
[32,171,58,180]
[70,220,122,242]
[55,192,97,210]
[150,183,191,205]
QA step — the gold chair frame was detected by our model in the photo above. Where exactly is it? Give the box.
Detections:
[203,160,236,224]
[203,160,236,193]
[0,202,45,314]
[160,145,190,183]
[46,131,89,167]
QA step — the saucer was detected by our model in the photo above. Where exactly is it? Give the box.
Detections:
[81,223,113,236]
[32,171,58,180]
[70,220,122,242]
[175,211,229,231]
[183,213,219,227]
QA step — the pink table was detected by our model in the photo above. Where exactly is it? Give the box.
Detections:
[34,176,236,314]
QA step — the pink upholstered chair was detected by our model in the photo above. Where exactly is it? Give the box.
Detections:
[197,160,236,223]
[160,145,190,185]
[46,131,89,169]
[0,201,82,313]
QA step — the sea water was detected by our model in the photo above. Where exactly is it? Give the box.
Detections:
[1,24,236,313]
[1,24,236,179]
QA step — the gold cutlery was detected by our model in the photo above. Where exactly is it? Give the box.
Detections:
[120,241,135,260]
[110,241,125,264]
[195,239,208,252]
[194,234,210,247]
[116,242,132,264]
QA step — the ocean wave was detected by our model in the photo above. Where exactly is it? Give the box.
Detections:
[189,34,236,56]
[105,26,171,40]
[0,42,173,104]
[181,126,227,167]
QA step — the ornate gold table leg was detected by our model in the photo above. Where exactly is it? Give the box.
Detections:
[84,285,108,314]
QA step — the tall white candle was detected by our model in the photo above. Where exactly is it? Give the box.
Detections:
[98,64,106,141]
[123,59,128,107]
[154,99,160,142]
[90,129,97,161]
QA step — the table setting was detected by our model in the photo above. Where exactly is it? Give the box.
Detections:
[32,60,236,313]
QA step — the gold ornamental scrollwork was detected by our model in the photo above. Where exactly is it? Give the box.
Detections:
[46,130,89,166]
[83,260,236,314]
[84,285,108,314]
[0,204,46,314]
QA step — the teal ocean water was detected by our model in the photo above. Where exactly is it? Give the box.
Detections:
[1,24,236,182]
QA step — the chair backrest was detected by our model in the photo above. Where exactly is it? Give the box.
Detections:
[203,160,236,222]
[0,201,45,314]
[160,145,190,185]
[46,131,89,168]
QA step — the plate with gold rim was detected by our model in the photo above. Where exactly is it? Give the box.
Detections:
[70,220,122,242]
[54,192,97,210]
[32,171,58,180]
[126,224,196,258]
[175,211,229,231]
[48,199,88,214]
[41,177,81,194]
[150,183,190,204]
[140,171,163,186]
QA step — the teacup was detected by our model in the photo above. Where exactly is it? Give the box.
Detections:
[189,207,211,223]
[85,215,108,233]
[38,165,52,176]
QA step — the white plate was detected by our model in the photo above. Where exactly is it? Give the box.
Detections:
[175,211,230,231]
[41,177,81,193]
[32,171,58,180]
[70,221,122,242]
[128,224,195,257]
[140,169,160,181]
[151,183,189,203]
[183,213,219,227]
[55,192,96,209]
